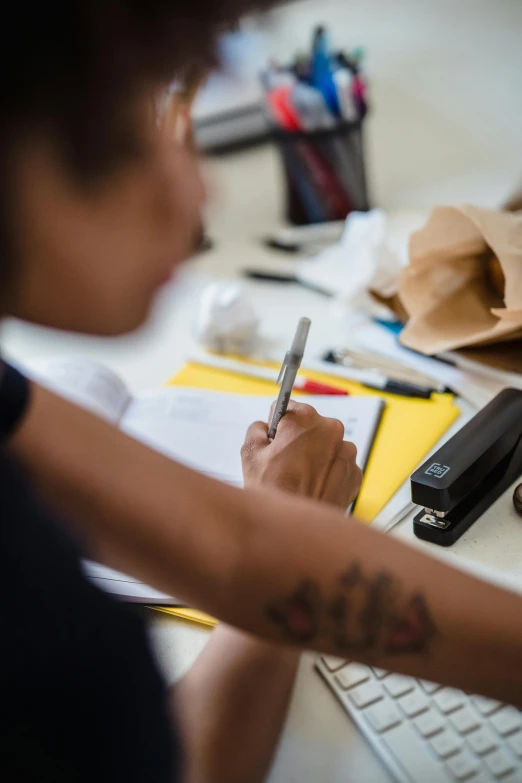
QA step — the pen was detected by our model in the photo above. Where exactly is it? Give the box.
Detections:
[315,355,440,399]
[311,26,340,116]
[241,268,332,297]
[324,348,449,391]
[332,68,358,122]
[188,351,347,396]
[268,317,311,439]
[242,270,298,283]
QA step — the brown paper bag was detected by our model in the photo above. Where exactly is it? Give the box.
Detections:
[398,205,522,355]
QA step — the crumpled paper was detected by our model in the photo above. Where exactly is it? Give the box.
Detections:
[296,209,428,318]
[193,281,259,354]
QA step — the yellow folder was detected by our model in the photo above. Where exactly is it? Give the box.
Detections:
[149,606,217,627]
[167,359,460,523]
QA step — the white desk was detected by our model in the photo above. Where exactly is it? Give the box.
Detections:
[4,142,522,782]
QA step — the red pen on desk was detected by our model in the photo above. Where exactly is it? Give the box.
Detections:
[293,378,347,395]
[188,354,349,396]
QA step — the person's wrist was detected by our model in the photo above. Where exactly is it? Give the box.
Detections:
[244,635,300,669]
[219,623,300,667]
[243,472,301,496]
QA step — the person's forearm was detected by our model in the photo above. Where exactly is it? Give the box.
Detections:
[175,625,298,783]
[11,383,522,706]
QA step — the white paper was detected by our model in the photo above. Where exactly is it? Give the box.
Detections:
[82,561,178,605]
[122,388,385,485]
[296,209,428,315]
[193,281,259,354]
[23,356,131,424]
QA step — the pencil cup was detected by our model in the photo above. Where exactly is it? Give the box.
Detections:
[272,120,370,225]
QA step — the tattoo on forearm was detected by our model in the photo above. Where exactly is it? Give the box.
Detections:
[266,581,321,642]
[266,562,436,656]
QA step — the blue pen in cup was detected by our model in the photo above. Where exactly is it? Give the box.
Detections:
[310,26,340,117]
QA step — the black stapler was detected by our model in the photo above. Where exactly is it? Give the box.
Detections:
[411,388,522,546]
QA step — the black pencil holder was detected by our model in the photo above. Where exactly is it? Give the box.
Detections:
[272,120,370,226]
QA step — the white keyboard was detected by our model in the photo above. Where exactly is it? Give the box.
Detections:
[316,656,522,782]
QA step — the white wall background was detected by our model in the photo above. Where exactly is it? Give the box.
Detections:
[263,0,522,208]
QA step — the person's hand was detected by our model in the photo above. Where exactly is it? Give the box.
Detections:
[241,401,362,509]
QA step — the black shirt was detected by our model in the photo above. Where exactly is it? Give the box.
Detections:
[0,449,179,781]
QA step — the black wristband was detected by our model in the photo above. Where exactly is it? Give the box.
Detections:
[0,362,31,439]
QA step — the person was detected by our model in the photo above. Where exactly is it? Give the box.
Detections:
[2,2,522,782]
[0,4,360,782]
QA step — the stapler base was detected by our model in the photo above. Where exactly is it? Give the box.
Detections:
[414,431,522,546]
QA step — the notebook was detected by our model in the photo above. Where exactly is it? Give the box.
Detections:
[168,359,461,522]
[23,355,384,603]
[122,387,384,487]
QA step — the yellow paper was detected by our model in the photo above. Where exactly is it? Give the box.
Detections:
[168,361,460,522]
[149,606,217,627]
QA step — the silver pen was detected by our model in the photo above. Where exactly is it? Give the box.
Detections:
[268,317,311,439]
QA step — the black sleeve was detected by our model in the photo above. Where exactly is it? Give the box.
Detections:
[0,362,31,438]
[0,450,181,783]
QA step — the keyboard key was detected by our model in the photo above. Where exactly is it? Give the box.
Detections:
[364,701,402,733]
[466,769,496,783]
[321,655,347,672]
[430,731,462,759]
[317,659,522,783]
[449,707,481,735]
[433,688,465,714]
[335,663,371,690]
[420,679,441,695]
[398,689,430,718]
[502,774,522,783]
[445,750,478,780]
[430,730,461,759]
[466,726,498,755]
[413,709,445,738]
[484,748,515,777]
[507,730,522,757]
[382,723,451,781]
[383,674,415,698]
[348,681,384,709]
[471,695,502,717]
[489,706,522,737]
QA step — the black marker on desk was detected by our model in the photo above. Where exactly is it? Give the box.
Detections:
[243,270,298,284]
[321,351,441,399]
[268,317,311,439]
[242,269,332,297]
[363,378,434,399]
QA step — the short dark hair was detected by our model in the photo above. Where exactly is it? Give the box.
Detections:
[2,1,274,178]
[0,1,275,299]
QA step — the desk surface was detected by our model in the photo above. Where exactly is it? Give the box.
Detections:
[3,142,522,782]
